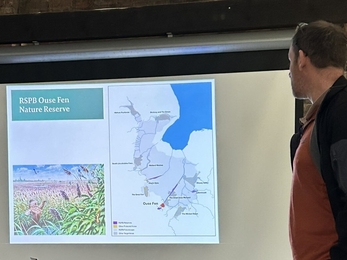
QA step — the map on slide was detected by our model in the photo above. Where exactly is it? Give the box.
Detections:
[108,80,218,242]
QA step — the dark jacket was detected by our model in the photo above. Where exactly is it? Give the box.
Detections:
[291,76,347,259]
[316,76,347,259]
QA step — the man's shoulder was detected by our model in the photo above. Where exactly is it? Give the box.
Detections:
[323,77,347,107]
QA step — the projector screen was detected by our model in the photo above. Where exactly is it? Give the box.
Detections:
[7,79,218,244]
[0,34,295,258]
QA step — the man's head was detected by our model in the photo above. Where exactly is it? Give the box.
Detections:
[29,199,37,207]
[291,20,347,69]
[288,20,347,101]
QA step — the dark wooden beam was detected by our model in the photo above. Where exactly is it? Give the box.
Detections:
[0,0,346,44]
[0,49,289,83]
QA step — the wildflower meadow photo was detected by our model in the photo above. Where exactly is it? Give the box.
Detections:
[12,164,105,236]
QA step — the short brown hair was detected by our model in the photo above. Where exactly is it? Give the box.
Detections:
[292,20,347,69]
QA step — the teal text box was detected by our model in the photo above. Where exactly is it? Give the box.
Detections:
[11,88,103,121]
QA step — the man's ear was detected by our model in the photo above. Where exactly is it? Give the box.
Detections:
[298,50,308,70]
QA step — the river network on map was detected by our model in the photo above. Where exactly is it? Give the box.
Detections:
[108,81,218,243]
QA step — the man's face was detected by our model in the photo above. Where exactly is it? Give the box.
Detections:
[288,45,306,99]
[29,200,37,208]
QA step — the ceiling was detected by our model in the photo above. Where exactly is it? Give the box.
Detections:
[0,0,346,44]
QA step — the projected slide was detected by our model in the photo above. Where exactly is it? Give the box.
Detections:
[7,80,218,244]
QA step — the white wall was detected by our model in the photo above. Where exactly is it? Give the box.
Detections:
[0,70,294,260]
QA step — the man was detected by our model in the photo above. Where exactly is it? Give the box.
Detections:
[289,20,347,259]
[25,199,46,223]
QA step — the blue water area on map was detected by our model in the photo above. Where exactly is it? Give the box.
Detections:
[162,82,212,150]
